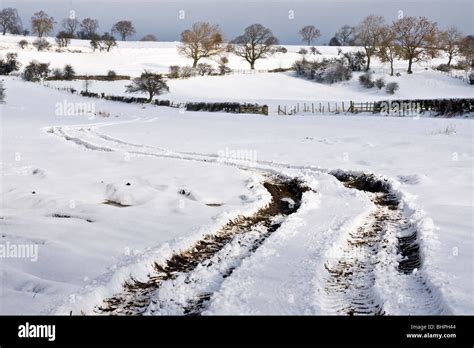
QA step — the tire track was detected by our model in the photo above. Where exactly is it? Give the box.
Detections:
[97,177,308,315]
[49,124,447,315]
[326,172,445,315]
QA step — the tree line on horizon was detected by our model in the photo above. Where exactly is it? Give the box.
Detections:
[0,7,473,73]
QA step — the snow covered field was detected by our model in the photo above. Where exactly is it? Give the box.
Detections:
[0,35,473,315]
[46,69,473,108]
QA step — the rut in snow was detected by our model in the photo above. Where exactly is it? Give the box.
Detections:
[51,126,445,315]
[96,177,309,315]
[324,172,444,315]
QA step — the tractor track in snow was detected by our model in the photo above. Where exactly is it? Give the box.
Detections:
[51,126,310,315]
[50,124,446,315]
[97,177,308,315]
[326,172,445,315]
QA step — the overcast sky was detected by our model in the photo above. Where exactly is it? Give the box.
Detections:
[5,0,473,43]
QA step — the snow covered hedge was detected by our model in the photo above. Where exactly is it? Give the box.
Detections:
[186,102,268,115]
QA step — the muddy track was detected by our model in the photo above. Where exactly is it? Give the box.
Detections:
[51,126,445,315]
[333,172,422,275]
[324,172,441,315]
[96,177,309,315]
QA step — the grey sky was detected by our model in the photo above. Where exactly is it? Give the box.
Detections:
[5,0,473,44]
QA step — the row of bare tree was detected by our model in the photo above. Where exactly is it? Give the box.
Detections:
[177,18,473,73]
[1,7,473,73]
[339,15,473,74]
[0,8,136,41]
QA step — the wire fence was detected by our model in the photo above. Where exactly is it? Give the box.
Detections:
[277,99,474,116]
[227,69,270,75]
[436,69,472,84]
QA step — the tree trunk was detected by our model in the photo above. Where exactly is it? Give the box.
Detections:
[447,54,452,67]
[250,61,255,70]
[407,58,413,74]
[390,61,394,76]
[192,58,198,68]
[147,91,153,103]
[365,55,371,71]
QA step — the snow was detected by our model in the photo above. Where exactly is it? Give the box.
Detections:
[0,34,473,315]
[95,102,473,315]
[44,69,473,108]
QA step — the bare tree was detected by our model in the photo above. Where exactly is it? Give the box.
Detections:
[217,56,231,75]
[126,70,169,102]
[31,10,55,38]
[353,15,385,71]
[231,24,279,70]
[62,17,78,37]
[299,25,321,45]
[101,32,117,52]
[80,18,99,39]
[56,31,71,48]
[377,25,400,76]
[111,20,136,41]
[335,25,355,46]
[392,16,438,74]
[178,22,223,68]
[0,8,22,35]
[439,26,462,66]
[89,34,100,52]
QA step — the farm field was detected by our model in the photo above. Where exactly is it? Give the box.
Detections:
[0,13,473,319]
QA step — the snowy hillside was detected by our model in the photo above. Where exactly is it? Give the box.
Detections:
[45,70,473,107]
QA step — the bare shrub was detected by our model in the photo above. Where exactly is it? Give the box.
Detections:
[359,72,375,88]
[375,78,385,89]
[386,82,399,94]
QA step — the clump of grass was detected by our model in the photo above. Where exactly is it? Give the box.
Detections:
[433,124,457,135]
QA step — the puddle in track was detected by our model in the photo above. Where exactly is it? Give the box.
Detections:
[103,200,132,208]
